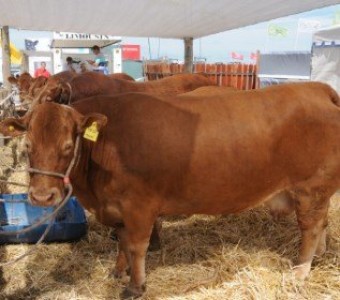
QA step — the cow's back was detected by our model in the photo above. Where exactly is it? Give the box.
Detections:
[179,86,238,97]
[51,70,77,82]
[70,73,214,102]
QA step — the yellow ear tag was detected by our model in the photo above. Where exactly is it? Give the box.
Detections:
[8,125,14,132]
[83,121,99,142]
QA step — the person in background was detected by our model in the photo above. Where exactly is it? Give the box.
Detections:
[34,62,51,78]
[64,56,81,73]
[88,45,106,67]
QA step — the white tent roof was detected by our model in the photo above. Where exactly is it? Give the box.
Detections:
[0,0,339,38]
[314,25,340,42]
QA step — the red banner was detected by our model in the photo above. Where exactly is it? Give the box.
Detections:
[122,44,141,60]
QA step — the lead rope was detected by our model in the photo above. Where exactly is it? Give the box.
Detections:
[0,135,81,266]
[0,91,15,107]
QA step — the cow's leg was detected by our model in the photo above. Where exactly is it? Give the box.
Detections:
[111,219,162,252]
[293,187,330,280]
[114,238,130,279]
[315,225,327,256]
[120,216,155,299]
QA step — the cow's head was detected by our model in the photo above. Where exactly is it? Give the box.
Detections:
[21,76,49,103]
[8,73,34,102]
[36,78,71,104]
[0,103,107,206]
[7,76,18,86]
[16,73,33,92]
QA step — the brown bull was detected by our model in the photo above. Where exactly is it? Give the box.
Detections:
[1,82,339,299]
[34,72,214,104]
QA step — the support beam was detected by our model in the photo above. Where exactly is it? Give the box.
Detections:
[20,52,29,73]
[1,26,11,89]
[183,37,193,74]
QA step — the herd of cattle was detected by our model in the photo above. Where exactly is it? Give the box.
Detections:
[1,70,339,299]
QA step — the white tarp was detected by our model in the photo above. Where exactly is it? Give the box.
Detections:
[313,25,340,42]
[0,0,339,38]
[311,25,340,93]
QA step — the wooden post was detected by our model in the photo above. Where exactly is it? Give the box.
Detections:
[1,26,11,89]
[183,37,193,74]
[20,52,29,73]
[255,50,260,89]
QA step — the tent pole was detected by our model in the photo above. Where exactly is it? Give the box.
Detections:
[183,37,193,73]
[1,26,11,89]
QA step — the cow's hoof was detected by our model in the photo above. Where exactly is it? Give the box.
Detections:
[293,263,311,281]
[120,284,146,299]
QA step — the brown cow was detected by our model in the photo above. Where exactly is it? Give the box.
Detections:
[8,72,40,102]
[9,71,77,103]
[1,82,339,298]
[8,72,33,93]
[25,71,77,102]
[34,72,214,104]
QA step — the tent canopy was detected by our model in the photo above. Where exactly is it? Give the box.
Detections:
[0,0,339,38]
[313,25,340,42]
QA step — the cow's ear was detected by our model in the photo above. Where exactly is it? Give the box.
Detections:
[7,76,17,85]
[0,117,27,137]
[78,113,108,134]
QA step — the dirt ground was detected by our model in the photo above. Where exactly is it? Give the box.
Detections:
[0,138,339,300]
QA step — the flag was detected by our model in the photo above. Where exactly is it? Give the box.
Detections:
[0,40,22,64]
[231,52,244,60]
[298,19,321,33]
[268,24,288,37]
[25,39,39,51]
[250,52,258,61]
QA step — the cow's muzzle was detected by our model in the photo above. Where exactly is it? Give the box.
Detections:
[26,135,81,207]
[28,186,63,206]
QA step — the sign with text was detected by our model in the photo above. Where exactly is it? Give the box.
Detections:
[53,32,116,40]
[122,44,141,60]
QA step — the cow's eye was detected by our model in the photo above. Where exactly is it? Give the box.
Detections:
[63,141,73,155]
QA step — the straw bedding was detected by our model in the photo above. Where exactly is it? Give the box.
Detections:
[0,140,338,300]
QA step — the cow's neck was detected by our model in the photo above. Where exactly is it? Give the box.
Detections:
[70,138,98,212]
